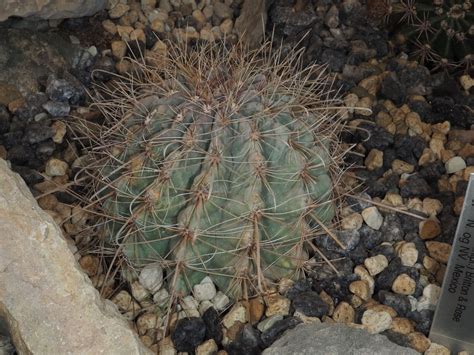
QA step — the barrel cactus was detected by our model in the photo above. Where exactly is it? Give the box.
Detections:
[390,0,473,70]
[78,41,347,299]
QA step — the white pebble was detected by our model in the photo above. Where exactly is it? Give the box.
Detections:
[364,254,388,276]
[361,207,383,230]
[445,156,466,174]
[361,310,392,334]
[193,276,217,301]
[212,291,229,311]
[139,262,163,294]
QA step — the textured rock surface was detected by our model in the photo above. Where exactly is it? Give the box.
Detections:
[0,0,105,21]
[262,323,418,355]
[0,159,151,355]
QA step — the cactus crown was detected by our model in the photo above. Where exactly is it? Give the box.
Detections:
[76,40,348,299]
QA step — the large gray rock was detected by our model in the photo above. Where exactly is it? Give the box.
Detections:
[0,159,152,355]
[263,323,418,355]
[0,0,106,22]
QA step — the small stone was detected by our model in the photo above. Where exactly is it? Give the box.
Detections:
[109,3,130,18]
[153,288,169,306]
[361,207,383,230]
[51,121,66,144]
[390,317,414,335]
[319,290,335,316]
[361,309,392,334]
[111,41,128,59]
[213,2,232,18]
[158,336,176,355]
[405,112,423,135]
[111,290,141,314]
[425,343,451,355]
[396,242,418,267]
[248,296,265,324]
[417,284,441,311]
[265,294,291,317]
[332,302,355,323]
[392,159,415,174]
[368,304,397,318]
[219,19,233,35]
[172,317,206,353]
[192,9,206,23]
[364,254,388,275]
[102,19,117,34]
[445,156,466,174]
[292,291,329,318]
[212,291,229,311]
[131,281,150,302]
[45,158,68,177]
[419,219,441,240]
[42,101,70,117]
[349,280,371,301]
[354,265,375,295]
[422,198,443,217]
[426,241,451,264]
[408,332,431,353]
[341,213,363,230]
[359,75,381,96]
[198,301,213,316]
[136,312,159,335]
[392,274,416,295]
[78,255,100,277]
[257,315,283,332]
[193,276,216,301]
[130,29,146,43]
[459,74,474,92]
[196,339,218,355]
[139,262,163,294]
[222,303,247,329]
[464,166,474,181]
[382,192,403,207]
[365,149,383,171]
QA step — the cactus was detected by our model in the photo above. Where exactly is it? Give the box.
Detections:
[390,0,473,70]
[77,41,347,299]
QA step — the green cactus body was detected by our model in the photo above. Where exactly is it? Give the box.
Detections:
[85,42,345,298]
[392,0,473,69]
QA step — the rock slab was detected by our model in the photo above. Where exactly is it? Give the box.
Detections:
[0,0,106,21]
[262,323,418,355]
[0,159,151,355]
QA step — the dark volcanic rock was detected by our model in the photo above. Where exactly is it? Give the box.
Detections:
[228,325,262,355]
[292,291,329,317]
[172,317,206,353]
[378,291,411,317]
[380,74,406,105]
[261,317,301,347]
[202,307,223,344]
[400,175,431,198]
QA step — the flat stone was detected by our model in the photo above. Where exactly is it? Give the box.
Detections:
[445,156,466,174]
[361,309,392,334]
[0,159,151,354]
[262,323,417,354]
[361,207,383,230]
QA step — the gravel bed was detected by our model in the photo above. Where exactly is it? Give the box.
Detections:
[0,0,473,354]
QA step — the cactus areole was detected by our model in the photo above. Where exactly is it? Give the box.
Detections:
[82,41,347,298]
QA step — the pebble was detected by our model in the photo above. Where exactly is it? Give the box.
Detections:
[422,198,443,217]
[193,276,217,301]
[332,301,355,323]
[426,241,452,264]
[341,212,363,230]
[392,274,416,295]
[390,317,414,335]
[292,291,329,318]
[136,312,159,335]
[222,303,247,329]
[361,207,383,230]
[349,280,371,301]
[45,158,68,176]
[365,149,383,170]
[265,294,291,317]
[213,2,232,19]
[392,159,415,174]
[459,74,474,92]
[153,288,169,306]
[257,315,283,332]
[111,290,141,314]
[219,18,233,35]
[78,255,100,276]
[248,296,265,324]
[158,336,176,355]
[419,219,441,240]
[425,342,451,355]
[51,120,67,144]
[109,3,130,18]
[172,317,206,353]
[102,19,117,34]
[395,242,418,267]
[42,101,70,117]
[361,309,392,334]
[408,332,431,353]
[138,262,163,294]
[354,265,375,295]
[196,339,218,355]
[417,284,441,311]
[445,156,466,174]
[212,291,229,311]
[111,40,128,59]
[131,281,150,303]
[364,254,388,275]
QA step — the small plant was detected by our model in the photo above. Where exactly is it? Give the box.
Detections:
[74,40,349,300]
[389,0,473,70]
